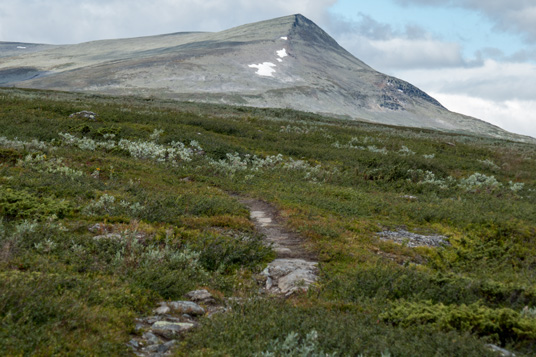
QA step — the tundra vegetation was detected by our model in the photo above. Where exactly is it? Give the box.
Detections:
[1,88,536,356]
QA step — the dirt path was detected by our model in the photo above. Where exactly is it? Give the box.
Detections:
[238,197,319,296]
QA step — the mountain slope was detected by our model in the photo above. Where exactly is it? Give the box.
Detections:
[0,14,532,142]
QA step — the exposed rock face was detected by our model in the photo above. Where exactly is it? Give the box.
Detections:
[378,229,450,248]
[0,15,532,142]
[262,259,318,295]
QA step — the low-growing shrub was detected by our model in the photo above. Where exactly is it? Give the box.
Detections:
[381,300,536,345]
[188,232,274,273]
[0,187,71,220]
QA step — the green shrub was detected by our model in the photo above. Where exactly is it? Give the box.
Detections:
[381,300,536,344]
[188,232,274,273]
[0,186,71,220]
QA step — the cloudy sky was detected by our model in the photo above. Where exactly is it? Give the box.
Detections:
[1,0,535,138]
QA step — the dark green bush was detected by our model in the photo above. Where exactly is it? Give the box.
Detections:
[381,300,536,345]
[0,187,71,220]
[189,232,274,273]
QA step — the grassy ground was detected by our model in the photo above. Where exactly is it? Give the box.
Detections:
[1,88,535,355]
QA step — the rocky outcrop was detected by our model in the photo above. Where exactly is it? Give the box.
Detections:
[378,229,450,248]
[129,293,214,356]
[262,259,318,295]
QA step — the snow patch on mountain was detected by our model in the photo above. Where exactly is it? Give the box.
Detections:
[277,49,288,58]
[248,62,277,77]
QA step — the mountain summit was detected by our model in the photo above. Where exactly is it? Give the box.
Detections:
[0,14,531,142]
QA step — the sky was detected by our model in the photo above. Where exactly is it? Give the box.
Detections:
[1,0,535,138]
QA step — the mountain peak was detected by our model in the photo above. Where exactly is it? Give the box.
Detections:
[0,15,531,143]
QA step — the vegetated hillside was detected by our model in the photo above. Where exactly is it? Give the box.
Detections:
[1,15,533,144]
[1,88,536,356]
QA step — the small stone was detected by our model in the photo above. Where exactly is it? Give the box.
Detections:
[151,321,194,339]
[69,110,98,121]
[484,344,516,356]
[128,339,140,349]
[88,223,107,233]
[158,340,175,353]
[142,316,160,325]
[153,304,171,315]
[185,289,215,304]
[142,331,161,345]
[145,344,160,353]
[93,233,122,240]
[168,301,205,316]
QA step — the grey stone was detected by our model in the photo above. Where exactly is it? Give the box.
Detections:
[69,111,97,120]
[151,321,194,339]
[145,344,161,353]
[378,229,449,248]
[185,289,215,304]
[128,339,140,349]
[262,259,318,294]
[153,304,171,315]
[93,233,122,240]
[158,340,175,353]
[167,301,205,316]
[278,268,318,294]
[142,331,161,345]
[141,316,160,325]
[484,344,516,356]
[88,223,107,233]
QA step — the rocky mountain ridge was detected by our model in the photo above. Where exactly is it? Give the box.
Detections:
[0,14,533,143]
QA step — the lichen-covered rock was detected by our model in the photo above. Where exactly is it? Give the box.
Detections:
[262,259,318,295]
[151,321,194,339]
[167,301,205,316]
[378,229,449,248]
[185,289,215,304]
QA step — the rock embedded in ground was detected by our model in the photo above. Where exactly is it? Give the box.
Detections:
[185,289,215,304]
[151,321,195,339]
[262,259,318,295]
[69,111,97,120]
[93,233,122,240]
[142,331,162,346]
[378,229,449,248]
[167,301,205,316]
[153,304,171,315]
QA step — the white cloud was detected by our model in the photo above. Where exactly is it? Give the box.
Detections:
[334,32,464,71]
[0,0,335,44]
[366,38,463,69]
[324,12,465,70]
[395,0,536,42]
[431,92,536,138]
[391,60,536,138]
[395,60,536,101]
